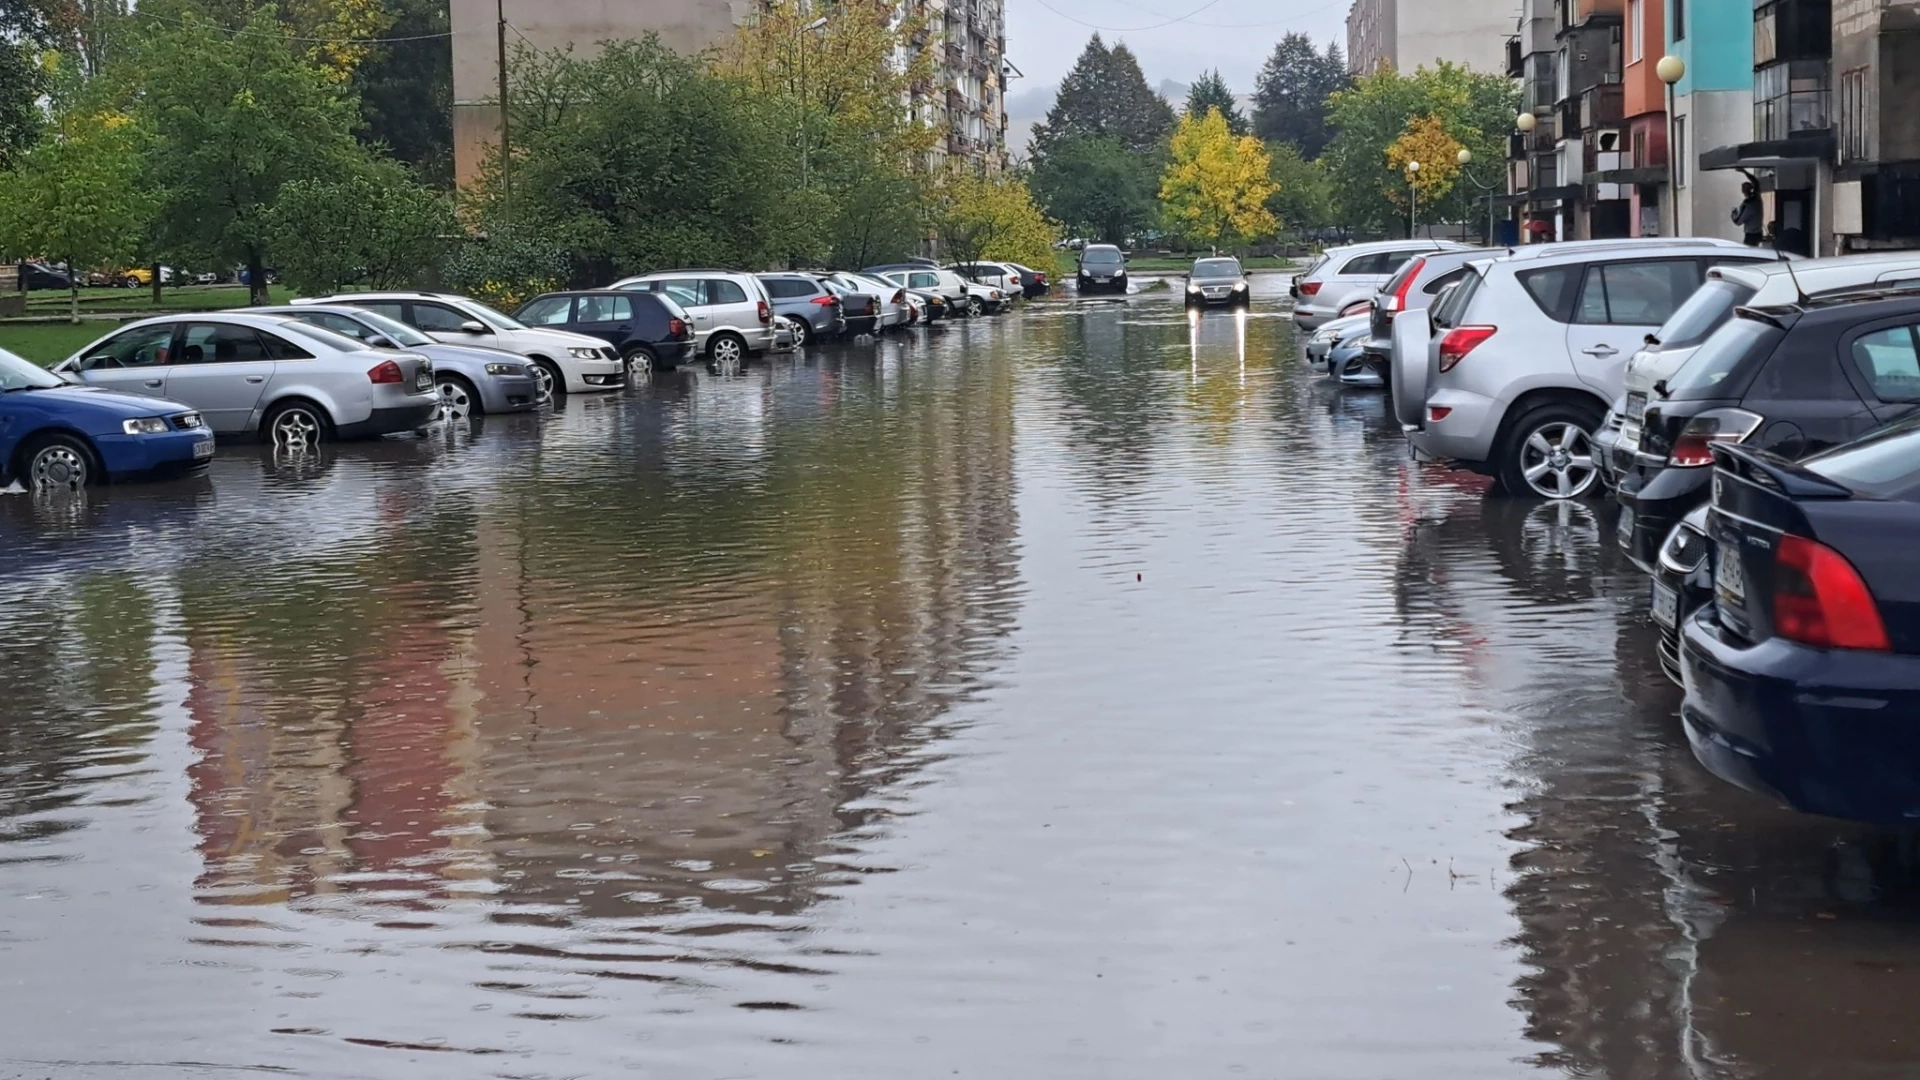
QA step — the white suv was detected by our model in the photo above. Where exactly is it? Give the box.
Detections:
[610,270,777,363]
[1290,240,1470,330]
[1399,239,1777,498]
[295,292,624,401]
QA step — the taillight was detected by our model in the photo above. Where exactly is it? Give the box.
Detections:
[757,300,771,324]
[1437,326,1496,372]
[368,359,404,384]
[893,290,906,304]
[1772,534,1890,650]
[1299,281,1322,297]
[811,295,838,306]
[668,318,687,337]
[1667,408,1764,466]
[1385,257,1425,315]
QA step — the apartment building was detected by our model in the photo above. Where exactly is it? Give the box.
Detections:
[1346,0,1513,75]
[449,0,1008,187]
[1828,0,1920,249]
[1659,0,1753,241]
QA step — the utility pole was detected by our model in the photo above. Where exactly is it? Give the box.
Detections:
[497,0,511,222]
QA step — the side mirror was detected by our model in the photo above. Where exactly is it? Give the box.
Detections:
[458,320,488,334]
[370,336,398,349]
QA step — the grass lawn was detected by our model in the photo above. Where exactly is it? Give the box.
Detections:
[0,322,117,366]
[22,284,296,313]
[1053,251,1301,278]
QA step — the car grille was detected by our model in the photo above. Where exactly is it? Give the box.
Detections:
[1659,522,1709,574]
[1656,624,1683,687]
[171,412,204,430]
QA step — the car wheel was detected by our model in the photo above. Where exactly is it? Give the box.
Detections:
[264,400,331,450]
[123,276,141,289]
[708,332,747,365]
[531,360,564,404]
[23,433,96,493]
[622,346,657,380]
[1498,402,1603,500]
[966,296,983,317]
[437,375,478,420]
[789,318,810,347]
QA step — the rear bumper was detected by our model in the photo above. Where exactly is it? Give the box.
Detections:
[95,430,215,481]
[336,401,438,440]
[1681,610,1920,823]
[1404,387,1500,465]
[1616,464,1710,573]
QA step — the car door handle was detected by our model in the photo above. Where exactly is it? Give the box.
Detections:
[143,379,163,388]
[615,324,630,330]
[1581,345,1619,357]
[246,375,266,383]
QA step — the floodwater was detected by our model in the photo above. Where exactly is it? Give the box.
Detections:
[5,277,1920,1079]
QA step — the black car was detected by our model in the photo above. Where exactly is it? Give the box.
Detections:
[1616,289,1920,572]
[18,262,70,291]
[1076,244,1127,295]
[1647,502,1713,685]
[1184,256,1250,308]
[514,290,694,372]
[1007,262,1050,298]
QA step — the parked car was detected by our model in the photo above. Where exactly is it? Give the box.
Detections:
[1075,244,1128,296]
[1616,288,1920,570]
[756,274,845,346]
[1185,257,1250,308]
[114,266,177,289]
[1,345,212,492]
[866,265,976,313]
[18,262,71,291]
[1600,251,1920,482]
[1400,239,1778,498]
[948,261,1023,296]
[1290,240,1470,331]
[53,313,437,446]
[1354,248,1496,383]
[293,291,625,401]
[1007,262,1050,298]
[1648,502,1713,686]
[1306,312,1370,375]
[961,279,1009,315]
[1682,432,1920,823]
[821,277,886,335]
[514,289,696,375]
[256,304,542,419]
[824,272,912,331]
[610,270,778,363]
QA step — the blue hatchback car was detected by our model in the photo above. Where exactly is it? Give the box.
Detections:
[1682,433,1920,823]
[0,346,213,493]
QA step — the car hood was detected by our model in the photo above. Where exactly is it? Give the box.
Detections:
[1315,312,1372,337]
[416,341,533,365]
[13,384,196,418]
[510,327,613,351]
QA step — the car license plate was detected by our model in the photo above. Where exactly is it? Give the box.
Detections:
[1620,391,1647,452]
[1651,580,1679,628]
[192,438,215,460]
[1715,545,1747,601]
[1094,276,1110,283]
[1616,507,1634,545]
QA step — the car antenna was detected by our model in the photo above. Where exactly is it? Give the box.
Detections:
[1783,255,1811,306]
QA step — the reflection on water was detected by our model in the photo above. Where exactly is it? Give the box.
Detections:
[6,288,1920,1077]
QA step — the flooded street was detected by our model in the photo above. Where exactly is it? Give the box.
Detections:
[9,277,1920,1078]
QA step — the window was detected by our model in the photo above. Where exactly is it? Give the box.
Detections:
[707,279,749,305]
[908,272,939,289]
[258,332,313,360]
[1628,0,1643,62]
[1673,0,1685,40]
[1656,279,1756,349]
[654,279,707,308]
[1753,60,1830,141]
[1574,260,1702,325]
[1804,417,1920,495]
[1850,325,1920,403]
[1339,253,1387,275]
[305,312,376,341]
[1672,115,1687,188]
[1840,66,1871,163]
[1517,265,1582,322]
[577,295,632,323]
[761,278,815,299]
[1424,267,1470,295]
[83,324,175,369]
[1666,317,1782,397]
[178,323,272,364]
[357,301,408,324]
[411,303,476,332]
[518,296,573,326]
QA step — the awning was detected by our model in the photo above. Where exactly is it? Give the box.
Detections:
[1700,131,1835,170]
[1524,184,1584,203]
[1585,166,1668,185]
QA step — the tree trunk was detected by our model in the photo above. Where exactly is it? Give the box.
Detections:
[150,261,162,306]
[246,247,268,306]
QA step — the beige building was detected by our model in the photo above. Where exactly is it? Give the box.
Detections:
[450,0,1007,187]
[1345,0,1513,75]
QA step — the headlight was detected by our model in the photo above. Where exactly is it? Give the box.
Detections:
[567,347,600,359]
[484,362,522,375]
[1233,282,1247,291]
[123,417,169,435]
[1188,284,1202,293]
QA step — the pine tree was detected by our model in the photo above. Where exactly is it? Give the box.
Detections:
[1183,69,1245,136]
[1030,34,1176,160]
[1251,32,1350,158]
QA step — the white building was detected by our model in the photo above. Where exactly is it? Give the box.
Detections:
[1346,0,1515,75]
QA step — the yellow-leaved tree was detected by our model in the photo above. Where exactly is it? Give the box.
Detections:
[926,166,1058,275]
[1158,108,1277,250]
[1384,114,1463,221]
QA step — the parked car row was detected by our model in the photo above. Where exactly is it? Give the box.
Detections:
[1294,235,1920,826]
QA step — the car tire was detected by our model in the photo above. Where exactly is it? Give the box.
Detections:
[966,296,983,317]
[1496,401,1605,500]
[708,331,747,365]
[20,432,98,493]
[788,318,810,347]
[263,399,332,450]
[622,345,658,379]
[123,276,141,289]
[531,359,565,403]
[437,374,480,420]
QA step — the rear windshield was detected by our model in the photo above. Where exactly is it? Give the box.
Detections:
[1082,248,1124,267]
[1193,258,1241,276]
[1663,315,1782,398]
[1429,266,1483,329]
[1803,415,1920,496]
[1656,278,1756,350]
[1378,258,1422,298]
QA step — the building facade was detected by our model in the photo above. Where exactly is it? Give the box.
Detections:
[1346,0,1512,75]
[1661,0,1753,242]
[449,0,1008,187]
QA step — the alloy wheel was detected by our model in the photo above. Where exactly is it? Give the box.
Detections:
[625,350,653,381]
[271,407,323,451]
[438,379,472,420]
[29,444,88,493]
[711,336,745,364]
[966,296,983,317]
[1518,421,1597,499]
[790,319,809,347]
[531,364,556,405]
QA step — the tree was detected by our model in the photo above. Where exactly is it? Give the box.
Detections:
[264,158,455,294]
[353,0,452,186]
[1029,134,1157,244]
[1250,32,1349,158]
[927,168,1056,273]
[1264,140,1332,237]
[1385,114,1463,232]
[1184,69,1245,135]
[152,0,392,80]
[0,0,75,167]
[0,105,152,320]
[1029,34,1176,160]
[1159,109,1277,250]
[134,7,364,302]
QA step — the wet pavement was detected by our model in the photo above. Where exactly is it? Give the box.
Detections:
[5,276,1920,1078]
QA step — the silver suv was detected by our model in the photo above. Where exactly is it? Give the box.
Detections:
[610,270,778,363]
[1400,239,1775,498]
[1290,240,1469,330]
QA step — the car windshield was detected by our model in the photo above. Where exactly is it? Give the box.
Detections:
[278,321,375,352]
[1663,314,1780,397]
[1082,248,1123,267]
[0,346,63,390]
[344,309,433,347]
[1193,259,1241,277]
[1801,415,1920,496]
[1655,279,1756,350]
[462,300,528,331]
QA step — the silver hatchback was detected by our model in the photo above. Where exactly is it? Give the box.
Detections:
[54,313,439,447]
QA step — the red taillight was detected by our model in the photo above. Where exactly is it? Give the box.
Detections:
[1772,534,1890,651]
[1299,281,1322,297]
[893,290,906,304]
[811,295,838,306]
[757,300,771,324]
[668,318,687,337]
[1437,326,1496,372]
[1427,406,1452,422]
[1386,257,1425,315]
[1668,408,1765,467]
[367,359,404,384]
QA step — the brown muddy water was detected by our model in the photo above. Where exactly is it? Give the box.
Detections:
[4,279,1920,1079]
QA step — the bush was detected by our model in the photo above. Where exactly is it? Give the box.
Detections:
[440,228,569,309]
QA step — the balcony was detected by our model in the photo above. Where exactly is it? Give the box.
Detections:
[1507,36,1524,78]
[1527,115,1559,152]
[945,41,965,67]
[1509,131,1529,160]
[1754,59,1830,141]
[1558,99,1582,140]
[946,87,967,111]
[1580,83,1623,129]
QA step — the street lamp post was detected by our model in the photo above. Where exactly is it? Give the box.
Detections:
[798,16,828,196]
[1514,112,1540,241]
[1406,160,1421,239]
[1656,55,1687,238]
[1456,147,1498,246]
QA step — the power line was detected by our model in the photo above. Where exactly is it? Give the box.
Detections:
[1025,0,1229,33]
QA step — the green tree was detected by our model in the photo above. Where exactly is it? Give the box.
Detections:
[264,158,454,294]
[0,0,74,167]
[353,0,451,186]
[1030,34,1177,160]
[1183,69,1245,136]
[1250,32,1349,158]
[1264,140,1332,237]
[1159,109,1277,250]
[1029,134,1157,244]
[133,6,363,302]
[928,167,1057,273]
[0,105,152,320]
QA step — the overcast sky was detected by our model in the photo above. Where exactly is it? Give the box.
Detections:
[1002,0,1350,106]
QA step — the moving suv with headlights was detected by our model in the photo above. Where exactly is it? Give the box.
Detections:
[610,269,778,364]
[1402,239,1773,498]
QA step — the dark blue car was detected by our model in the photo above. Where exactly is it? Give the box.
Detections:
[0,346,213,493]
[1681,430,1920,823]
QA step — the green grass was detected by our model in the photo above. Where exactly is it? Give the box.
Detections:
[1053,251,1300,278]
[0,322,117,366]
[22,284,296,313]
